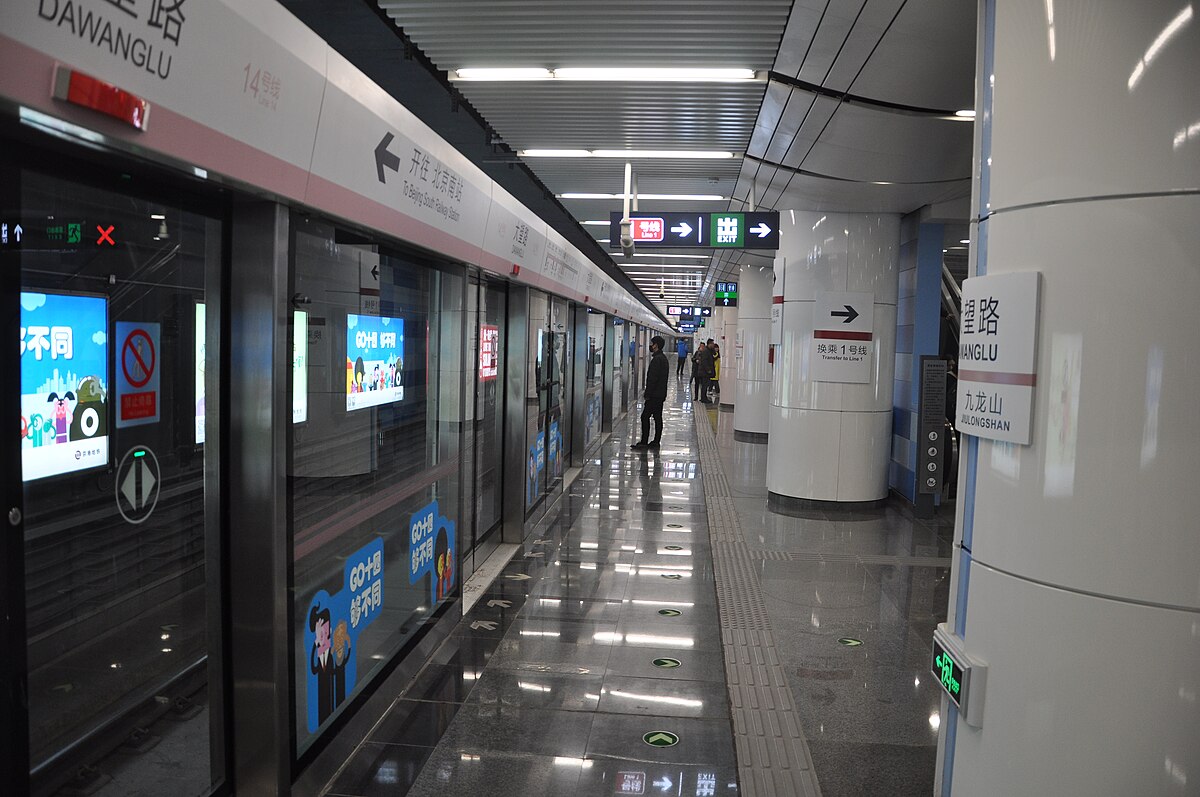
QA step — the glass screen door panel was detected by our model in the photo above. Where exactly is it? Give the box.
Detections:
[16,168,219,795]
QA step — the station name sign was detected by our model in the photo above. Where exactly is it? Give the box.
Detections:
[610,212,780,250]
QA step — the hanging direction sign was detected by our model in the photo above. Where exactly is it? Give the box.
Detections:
[609,212,780,250]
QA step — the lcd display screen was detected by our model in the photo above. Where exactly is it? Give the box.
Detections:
[19,291,110,481]
[345,314,404,411]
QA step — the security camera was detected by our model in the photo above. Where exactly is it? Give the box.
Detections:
[620,219,634,258]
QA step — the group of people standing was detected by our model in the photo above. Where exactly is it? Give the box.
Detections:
[632,335,721,450]
[679,338,719,404]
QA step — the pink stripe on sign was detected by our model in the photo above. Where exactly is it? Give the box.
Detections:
[814,330,872,341]
[0,35,311,203]
[772,296,784,304]
[959,369,1037,387]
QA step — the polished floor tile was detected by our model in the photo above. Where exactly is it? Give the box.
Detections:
[327,382,950,797]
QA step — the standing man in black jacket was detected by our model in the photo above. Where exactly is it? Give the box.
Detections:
[632,336,669,450]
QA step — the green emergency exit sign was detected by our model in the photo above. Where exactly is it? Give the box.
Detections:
[931,636,966,708]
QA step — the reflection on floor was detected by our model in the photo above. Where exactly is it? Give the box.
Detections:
[323,378,952,796]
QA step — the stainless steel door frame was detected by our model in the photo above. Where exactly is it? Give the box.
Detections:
[227,200,291,796]
[569,304,588,467]
[602,314,615,433]
[501,285,529,544]
[0,145,30,796]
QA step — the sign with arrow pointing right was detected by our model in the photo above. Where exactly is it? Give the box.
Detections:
[811,290,875,384]
[608,211,779,250]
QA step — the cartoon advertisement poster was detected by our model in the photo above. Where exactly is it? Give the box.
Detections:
[303,537,385,733]
[19,292,109,481]
[409,501,456,604]
[346,314,404,412]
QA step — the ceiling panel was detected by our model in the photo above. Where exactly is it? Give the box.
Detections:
[801,106,973,183]
[820,0,977,109]
[381,0,792,68]
[378,0,976,312]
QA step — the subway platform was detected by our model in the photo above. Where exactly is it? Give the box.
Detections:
[318,378,953,797]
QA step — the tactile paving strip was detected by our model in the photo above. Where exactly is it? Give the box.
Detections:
[694,412,822,797]
[750,550,952,567]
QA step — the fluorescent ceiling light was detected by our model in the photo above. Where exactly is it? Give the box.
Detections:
[456,67,757,83]
[581,220,610,226]
[959,239,971,244]
[626,253,711,259]
[561,193,726,201]
[954,109,976,118]
[521,149,734,159]
[455,68,552,81]
[554,67,757,82]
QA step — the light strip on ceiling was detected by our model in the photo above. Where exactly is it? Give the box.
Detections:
[561,193,726,201]
[455,67,758,83]
[521,149,735,159]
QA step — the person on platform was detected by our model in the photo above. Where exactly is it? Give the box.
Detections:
[675,337,689,377]
[695,339,716,403]
[690,341,706,401]
[632,336,669,450]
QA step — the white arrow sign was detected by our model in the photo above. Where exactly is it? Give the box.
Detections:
[670,221,693,238]
[13,224,22,242]
[487,599,513,609]
[750,222,772,238]
[505,573,532,581]
[653,776,673,792]
[470,620,497,631]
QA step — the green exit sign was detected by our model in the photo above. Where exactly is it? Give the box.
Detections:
[932,639,964,707]
[930,625,987,726]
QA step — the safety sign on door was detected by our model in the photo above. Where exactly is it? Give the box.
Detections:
[115,322,160,428]
[810,291,874,384]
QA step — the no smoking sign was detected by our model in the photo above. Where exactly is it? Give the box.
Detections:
[115,322,160,428]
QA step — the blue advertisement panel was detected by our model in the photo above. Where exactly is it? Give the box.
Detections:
[346,314,404,411]
[303,537,385,733]
[409,500,457,604]
[19,292,109,481]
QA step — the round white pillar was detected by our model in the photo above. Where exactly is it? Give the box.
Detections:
[733,266,772,438]
[766,211,899,507]
[938,2,1200,795]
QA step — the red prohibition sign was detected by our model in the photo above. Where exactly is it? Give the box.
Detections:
[122,328,156,388]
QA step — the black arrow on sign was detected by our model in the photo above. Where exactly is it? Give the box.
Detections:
[831,305,859,324]
[375,132,401,184]
[371,264,379,281]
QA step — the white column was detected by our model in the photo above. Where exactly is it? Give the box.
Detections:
[938,2,1200,794]
[766,211,899,505]
[733,266,772,437]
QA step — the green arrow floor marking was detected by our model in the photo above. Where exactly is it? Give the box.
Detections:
[643,731,679,747]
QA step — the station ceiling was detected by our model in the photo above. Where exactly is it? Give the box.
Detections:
[284,0,976,319]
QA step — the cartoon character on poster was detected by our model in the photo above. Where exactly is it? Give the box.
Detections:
[19,292,109,481]
[345,314,404,411]
[409,501,456,604]
[303,537,384,732]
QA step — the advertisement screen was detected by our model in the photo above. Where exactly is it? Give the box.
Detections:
[479,324,499,381]
[346,314,404,411]
[294,310,309,423]
[19,292,110,481]
[195,302,206,444]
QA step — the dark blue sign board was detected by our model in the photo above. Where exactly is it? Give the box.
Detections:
[609,211,780,250]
